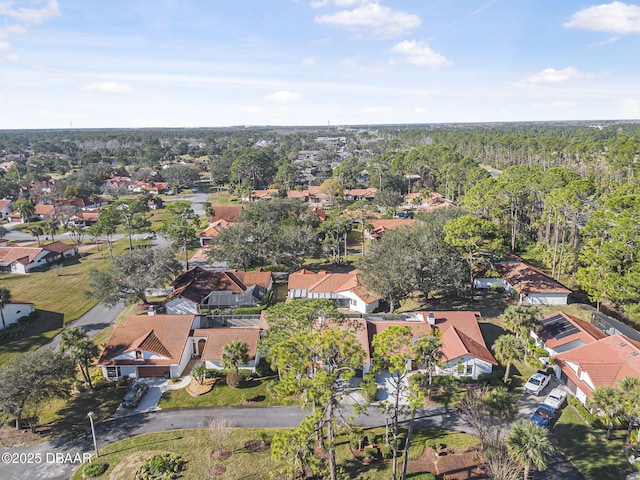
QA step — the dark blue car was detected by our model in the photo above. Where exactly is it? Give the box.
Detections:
[530,403,556,427]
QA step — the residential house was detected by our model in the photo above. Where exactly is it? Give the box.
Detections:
[199,219,235,247]
[0,300,35,330]
[34,204,55,222]
[531,311,606,356]
[362,311,497,379]
[365,218,416,240]
[164,267,273,314]
[67,210,100,227]
[287,269,380,314]
[0,241,78,274]
[209,205,243,223]
[343,188,377,202]
[98,314,196,379]
[0,200,12,220]
[404,191,456,211]
[475,257,571,305]
[196,327,261,371]
[553,334,640,407]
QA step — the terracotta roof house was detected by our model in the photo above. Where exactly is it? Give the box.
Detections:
[243,189,278,202]
[404,191,456,211]
[34,204,55,221]
[0,199,12,220]
[0,300,35,331]
[366,218,416,239]
[475,258,571,305]
[531,311,606,356]
[165,267,273,314]
[209,205,244,223]
[288,269,380,314]
[553,334,640,407]
[199,219,236,246]
[198,327,262,371]
[98,314,196,379]
[68,210,100,227]
[343,188,377,202]
[362,311,497,379]
[0,241,78,274]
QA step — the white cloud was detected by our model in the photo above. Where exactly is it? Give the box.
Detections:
[565,1,640,34]
[314,2,421,38]
[532,100,574,110]
[622,98,640,117]
[514,67,589,88]
[263,90,303,103]
[0,40,10,51]
[300,56,315,67]
[0,0,60,25]
[311,0,368,7]
[82,82,134,94]
[388,40,452,69]
[4,52,18,61]
[341,57,357,67]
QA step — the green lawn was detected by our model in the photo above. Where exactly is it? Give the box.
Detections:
[158,376,301,408]
[70,427,479,480]
[552,404,635,480]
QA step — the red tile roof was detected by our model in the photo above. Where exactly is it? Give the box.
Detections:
[536,311,606,350]
[553,334,640,396]
[210,205,244,223]
[98,315,195,366]
[200,327,260,362]
[496,262,571,295]
[287,269,379,304]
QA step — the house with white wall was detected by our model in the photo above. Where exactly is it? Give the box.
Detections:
[0,301,35,330]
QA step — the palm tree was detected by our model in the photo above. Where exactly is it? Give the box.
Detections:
[43,220,59,242]
[503,306,540,357]
[589,385,622,440]
[14,198,35,224]
[619,376,640,444]
[506,420,553,480]
[60,327,99,389]
[30,226,44,246]
[0,286,11,330]
[221,340,249,372]
[493,334,524,383]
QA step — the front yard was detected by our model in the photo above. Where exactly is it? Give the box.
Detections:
[158,375,301,408]
[70,427,480,480]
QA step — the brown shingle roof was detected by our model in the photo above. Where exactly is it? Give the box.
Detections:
[42,241,76,254]
[98,315,195,366]
[497,262,571,295]
[200,328,260,362]
[210,205,244,223]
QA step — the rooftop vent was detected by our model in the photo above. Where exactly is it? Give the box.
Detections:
[427,312,436,326]
[619,342,627,347]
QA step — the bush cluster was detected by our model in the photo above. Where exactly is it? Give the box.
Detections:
[135,453,185,480]
[225,372,243,388]
[82,462,108,478]
[360,374,378,403]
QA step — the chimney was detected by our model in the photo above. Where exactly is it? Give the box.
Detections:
[427,312,435,326]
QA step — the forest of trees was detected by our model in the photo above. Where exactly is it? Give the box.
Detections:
[2,120,640,323]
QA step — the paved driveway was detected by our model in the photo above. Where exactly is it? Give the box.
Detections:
[110,377,191,418]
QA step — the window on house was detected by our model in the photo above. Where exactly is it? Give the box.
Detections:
[465,364,473,376]
[106,366,121,378]
[135,350,143,360]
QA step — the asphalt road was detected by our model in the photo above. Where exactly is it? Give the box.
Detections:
[0,403,584,480]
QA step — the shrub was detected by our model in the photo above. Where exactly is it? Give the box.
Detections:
[205,369,223,378]
[526,357,544,369]
[254,358,274,377]
[360,374,378,402]
[364,447,379,460]
[410,474,436,480]
[90,369,108,390]
[226,372,243,388]
[380,447,392,459]
[82,462,108,478]
[409,374,424,387]
[350,428,366,449]
[135,453,185,479]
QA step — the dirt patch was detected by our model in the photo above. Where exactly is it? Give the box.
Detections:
[244,440,270,452]
[186,378,216,397]
[108,450,166,480]
[407,446,488,480]
[0,425,44,448]
[211,448,232,461]
[209,464,227,476]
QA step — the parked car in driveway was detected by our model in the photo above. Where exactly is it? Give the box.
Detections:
[524,370,551,395]
[122,383,149,408]
[530,403,556,427]
[544,387,568,410]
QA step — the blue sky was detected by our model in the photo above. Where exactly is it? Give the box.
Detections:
[0,0,639,128]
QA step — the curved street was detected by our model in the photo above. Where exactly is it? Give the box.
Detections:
[0,403,581,480]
